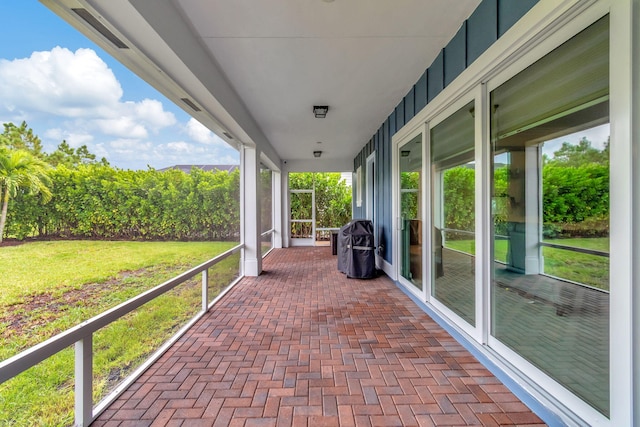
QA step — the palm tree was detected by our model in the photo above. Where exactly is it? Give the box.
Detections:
[0,149,52,244]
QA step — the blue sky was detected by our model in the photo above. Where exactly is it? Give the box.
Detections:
[0,1,239,170]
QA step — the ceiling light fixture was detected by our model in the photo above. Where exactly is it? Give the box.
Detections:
[313,151,322,158]
[401,150,410,157]
[313,105,329,118]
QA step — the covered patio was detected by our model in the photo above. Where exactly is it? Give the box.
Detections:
[10,0,638,424]
[94,247,543,426]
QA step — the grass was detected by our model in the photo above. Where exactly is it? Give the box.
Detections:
[0,240,239,306]
[445,237,609,290]
[0,240,240,427]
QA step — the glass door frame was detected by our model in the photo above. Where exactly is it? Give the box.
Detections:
[426,92,483,342]
[387,2,631,425]
[483,7,614,423]
[289,189,315,246]
[393,124,429,299]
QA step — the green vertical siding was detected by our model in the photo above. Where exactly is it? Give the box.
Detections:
[352,0,539,264]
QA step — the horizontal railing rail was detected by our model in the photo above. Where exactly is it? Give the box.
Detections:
[317,227,340,232]
[261,228,275,237]
[441,227,510,240]
[539,241,609,258]
[441,227,475,237]
[0,243,243,427]
[441,227,609,258]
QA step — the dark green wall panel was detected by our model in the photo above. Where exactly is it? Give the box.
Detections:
[405,87,415,123]
[428,50,444,102]
[389,111,397,135]
[467,0,497,65]
[351,0,539,266]
[415,71,428,113]
[499,0,539,36]
[445,22,467,86]
[395,103,405,130]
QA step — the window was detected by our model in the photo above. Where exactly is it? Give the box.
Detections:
[490,16,610,416]
[430,101,475,325]
[399,133,423,290]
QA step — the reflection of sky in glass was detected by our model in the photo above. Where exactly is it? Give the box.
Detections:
[493,123,610,165]
[542,123,610,156]
[494,152,509,165]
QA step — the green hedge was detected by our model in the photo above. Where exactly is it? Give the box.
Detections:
[441,162,609,239]
[6,165,240,241]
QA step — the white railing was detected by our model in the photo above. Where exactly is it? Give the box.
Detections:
[316,227,340,241]
[0,244,243,427]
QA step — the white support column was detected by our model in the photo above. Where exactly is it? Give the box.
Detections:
[282,171,290,248]
[273,171,283,249]
[75,335,93,427]
[524,145,541,274]
[241,146,262,276]
[201,269,209,311]
[610,1,636,425]
[476,84,491,346]
[632,1,640,424]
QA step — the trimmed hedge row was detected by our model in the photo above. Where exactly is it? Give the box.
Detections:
[6,165,240,241]
[443,163,609,239]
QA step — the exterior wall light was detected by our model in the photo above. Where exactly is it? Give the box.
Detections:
[313,151,322,158]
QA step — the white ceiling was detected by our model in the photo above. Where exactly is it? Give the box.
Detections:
[44,0,481,170]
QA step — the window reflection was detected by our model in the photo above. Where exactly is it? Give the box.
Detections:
[399,134,422,289]
[430,101,475,325]
[490,16,610,416]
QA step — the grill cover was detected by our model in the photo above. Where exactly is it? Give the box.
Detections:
[337,219,376,279]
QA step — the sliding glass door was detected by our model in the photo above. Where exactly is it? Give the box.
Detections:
[489,16,610,416]
[430,101,476,326]
[398,133,423,290]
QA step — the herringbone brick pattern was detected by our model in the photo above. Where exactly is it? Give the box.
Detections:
[93,247,546,426]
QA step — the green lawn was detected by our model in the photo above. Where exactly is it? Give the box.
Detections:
[0,240,239,427]
[446,237,609,290]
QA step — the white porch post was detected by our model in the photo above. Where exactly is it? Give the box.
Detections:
[282,171,290,248]
[75,335,93,427]
[273,171,283,249]
[241,146,262,276]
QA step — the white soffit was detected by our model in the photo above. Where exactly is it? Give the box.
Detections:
[175,0,480,163]
[44,0,480,166]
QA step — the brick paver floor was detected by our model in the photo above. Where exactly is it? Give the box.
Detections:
[94,247,546,426]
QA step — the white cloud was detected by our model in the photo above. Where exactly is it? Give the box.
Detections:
[142,140,238,168]
[44,128,94,147]
[43,128,64,141]
[133,99,176,130]
[92,143,109,159]
[0,47,238,169]
[95,117,148,139]
[109,139,151,150]
[0,47,122,118]
[165,141,193,153]
[185,118,225,145]
[0,47,176,140]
